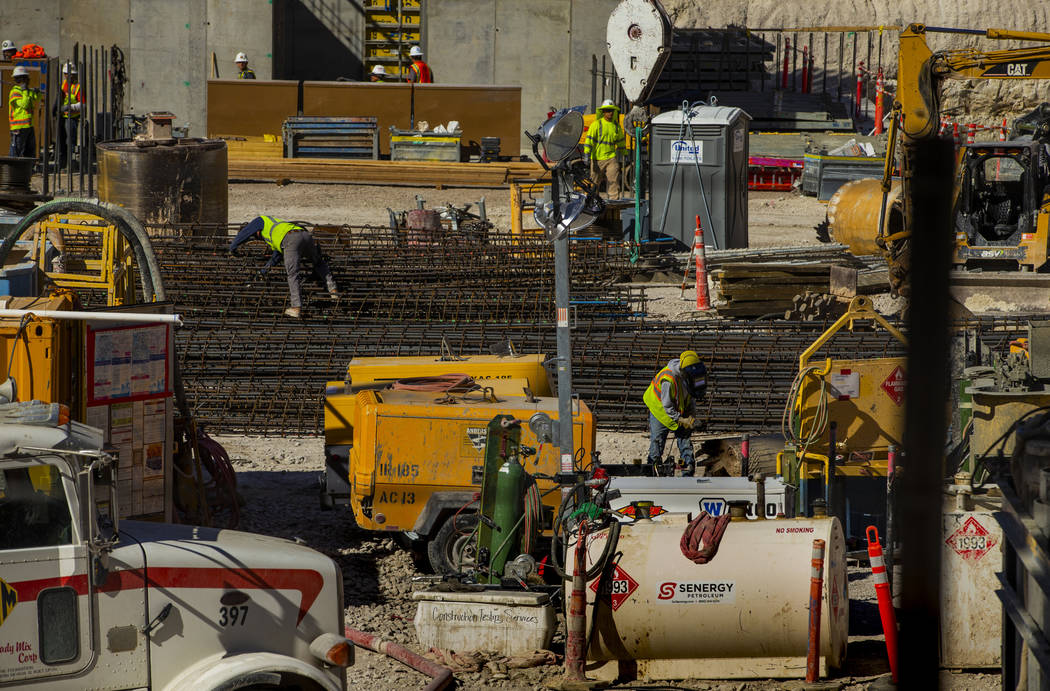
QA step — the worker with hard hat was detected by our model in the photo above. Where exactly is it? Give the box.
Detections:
[229,215,340,319]
[406,45,433,84]
[55,61,82,168]
[583,99,628,199]
[1,40,16,61]
[644,351,708,472]
[234,52,256,79]
[369,65,387,82]
[8,65,40,158]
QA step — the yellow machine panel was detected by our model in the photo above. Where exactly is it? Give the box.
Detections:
[779,297,907,483]
[346,389,594,534]
[791,356,905,479]
[0,294,79,407]
[325,354,554,445]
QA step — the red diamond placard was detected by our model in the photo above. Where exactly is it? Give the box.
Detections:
[589,564,638,610]
[881,365,906,406]
[617,504,666,519]
[945,516,997,561]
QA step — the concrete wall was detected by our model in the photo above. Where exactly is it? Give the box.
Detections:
[424,0,619,151]
[0,0,272,139]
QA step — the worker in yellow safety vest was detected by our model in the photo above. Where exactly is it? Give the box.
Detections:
[56,62,82,167]
[234,52,256,79]
[8,66,40,158]
[583,99,627,199]
[644,350,708,471]
[229,215,340,319]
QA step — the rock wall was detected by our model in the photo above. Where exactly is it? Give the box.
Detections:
[662,0,1050,129]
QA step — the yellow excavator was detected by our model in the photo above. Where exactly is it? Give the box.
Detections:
[831,24,1050,295]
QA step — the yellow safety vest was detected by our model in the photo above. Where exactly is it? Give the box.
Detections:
[643,366,690,430]
[8,85,36,130]
[61,81,81,118]
[259,216,300,252]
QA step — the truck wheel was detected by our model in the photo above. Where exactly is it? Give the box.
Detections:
[427,513,479,575]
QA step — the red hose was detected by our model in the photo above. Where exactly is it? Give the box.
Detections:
[344,626,454,691]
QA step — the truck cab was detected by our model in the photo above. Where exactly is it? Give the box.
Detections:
[0,404,353,690]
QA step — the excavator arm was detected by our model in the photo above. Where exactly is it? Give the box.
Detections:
[897,23,1050,142]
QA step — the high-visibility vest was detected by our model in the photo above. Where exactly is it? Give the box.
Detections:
[583,116,626,161]
[237,69,256,80]
[61,81,81,119]
[259,216,300,252]
[8,85,36,130]
[410,60,433,84]
[643,366,690,430]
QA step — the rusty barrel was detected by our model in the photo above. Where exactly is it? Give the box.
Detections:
[97,138,228,232]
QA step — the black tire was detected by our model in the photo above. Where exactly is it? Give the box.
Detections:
[427,512,479,575]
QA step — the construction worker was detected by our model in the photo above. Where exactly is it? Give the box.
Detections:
[8,66,40,158]
[1,40,16,62]
[583,99,627,199]
[369,65,387,82]
[56,62,82,168]
[234,52,256,79]
[229,216,340,319]
[407,46,433,84]
[644,351,708,472]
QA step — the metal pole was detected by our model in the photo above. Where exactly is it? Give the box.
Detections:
[822,32,827,94]
[42,58,51,197]
[88,47,95,197]
[590,54,597,112]
[68,43,77,194]
[78,56,85,195]
[554,171,575,481]
[632,124,641,263]
[837,33,844,102]
[600,54,607,102]
[898,137,953,687]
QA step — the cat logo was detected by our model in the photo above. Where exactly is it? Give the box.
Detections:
[0,578,17,626]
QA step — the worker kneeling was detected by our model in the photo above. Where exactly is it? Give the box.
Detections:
[229,215,340,318]
[644,350,707,472]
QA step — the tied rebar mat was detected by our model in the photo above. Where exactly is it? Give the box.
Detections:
[62,223,1031,436]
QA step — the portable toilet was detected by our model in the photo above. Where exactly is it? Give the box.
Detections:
[649,105,750,250]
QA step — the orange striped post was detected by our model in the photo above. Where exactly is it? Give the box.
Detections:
[867,526,898,682]
[873,68,885,134]
[805,538,826,683]
[693,215,711,311]
[952,121,960,146]
[967,122,976,144]
[564,523,589,680]
[1000,118,1008,142]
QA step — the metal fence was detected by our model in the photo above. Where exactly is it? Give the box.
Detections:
[32,44,126,199]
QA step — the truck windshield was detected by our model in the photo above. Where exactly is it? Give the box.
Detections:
[0,464,73,549]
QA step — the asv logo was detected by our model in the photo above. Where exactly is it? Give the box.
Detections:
[657,582,676,600]
[699,498,726,516]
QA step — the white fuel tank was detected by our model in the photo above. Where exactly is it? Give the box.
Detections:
[577,514,848,681]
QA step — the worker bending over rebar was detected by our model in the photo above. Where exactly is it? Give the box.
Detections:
[229,215,340,318]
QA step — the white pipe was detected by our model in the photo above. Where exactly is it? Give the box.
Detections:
[0,309,182,325]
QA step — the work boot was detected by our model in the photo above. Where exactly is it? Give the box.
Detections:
[284,307,301,319]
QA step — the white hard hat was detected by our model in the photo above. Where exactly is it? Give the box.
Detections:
[1,40,14,52]
[598,99,616,110]
[234,52,247,63]
[409,45,423,58]
[371,65,386,75]
[12,66,29,78]
[62,62,77,75]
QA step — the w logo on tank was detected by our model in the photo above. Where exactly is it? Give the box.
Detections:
[0,578,17,626]
[699,498,726,516]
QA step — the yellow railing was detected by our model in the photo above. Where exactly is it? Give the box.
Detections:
[34,213,136,306]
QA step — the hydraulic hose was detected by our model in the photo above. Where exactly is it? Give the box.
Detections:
[0,198,167,301]
[550,483,622,581]
[345,626,453,691]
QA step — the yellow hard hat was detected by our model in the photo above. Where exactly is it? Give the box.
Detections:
[680,351,700,368]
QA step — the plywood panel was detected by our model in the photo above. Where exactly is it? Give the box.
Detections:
[206,79,300,137]
[302,82,520,157]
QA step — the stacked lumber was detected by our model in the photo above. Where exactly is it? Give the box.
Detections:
[216,136,283,160]
[226,157,544,188]
[712,263,831,317]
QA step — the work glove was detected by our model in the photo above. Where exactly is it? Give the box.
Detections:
[678,416,695,431]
